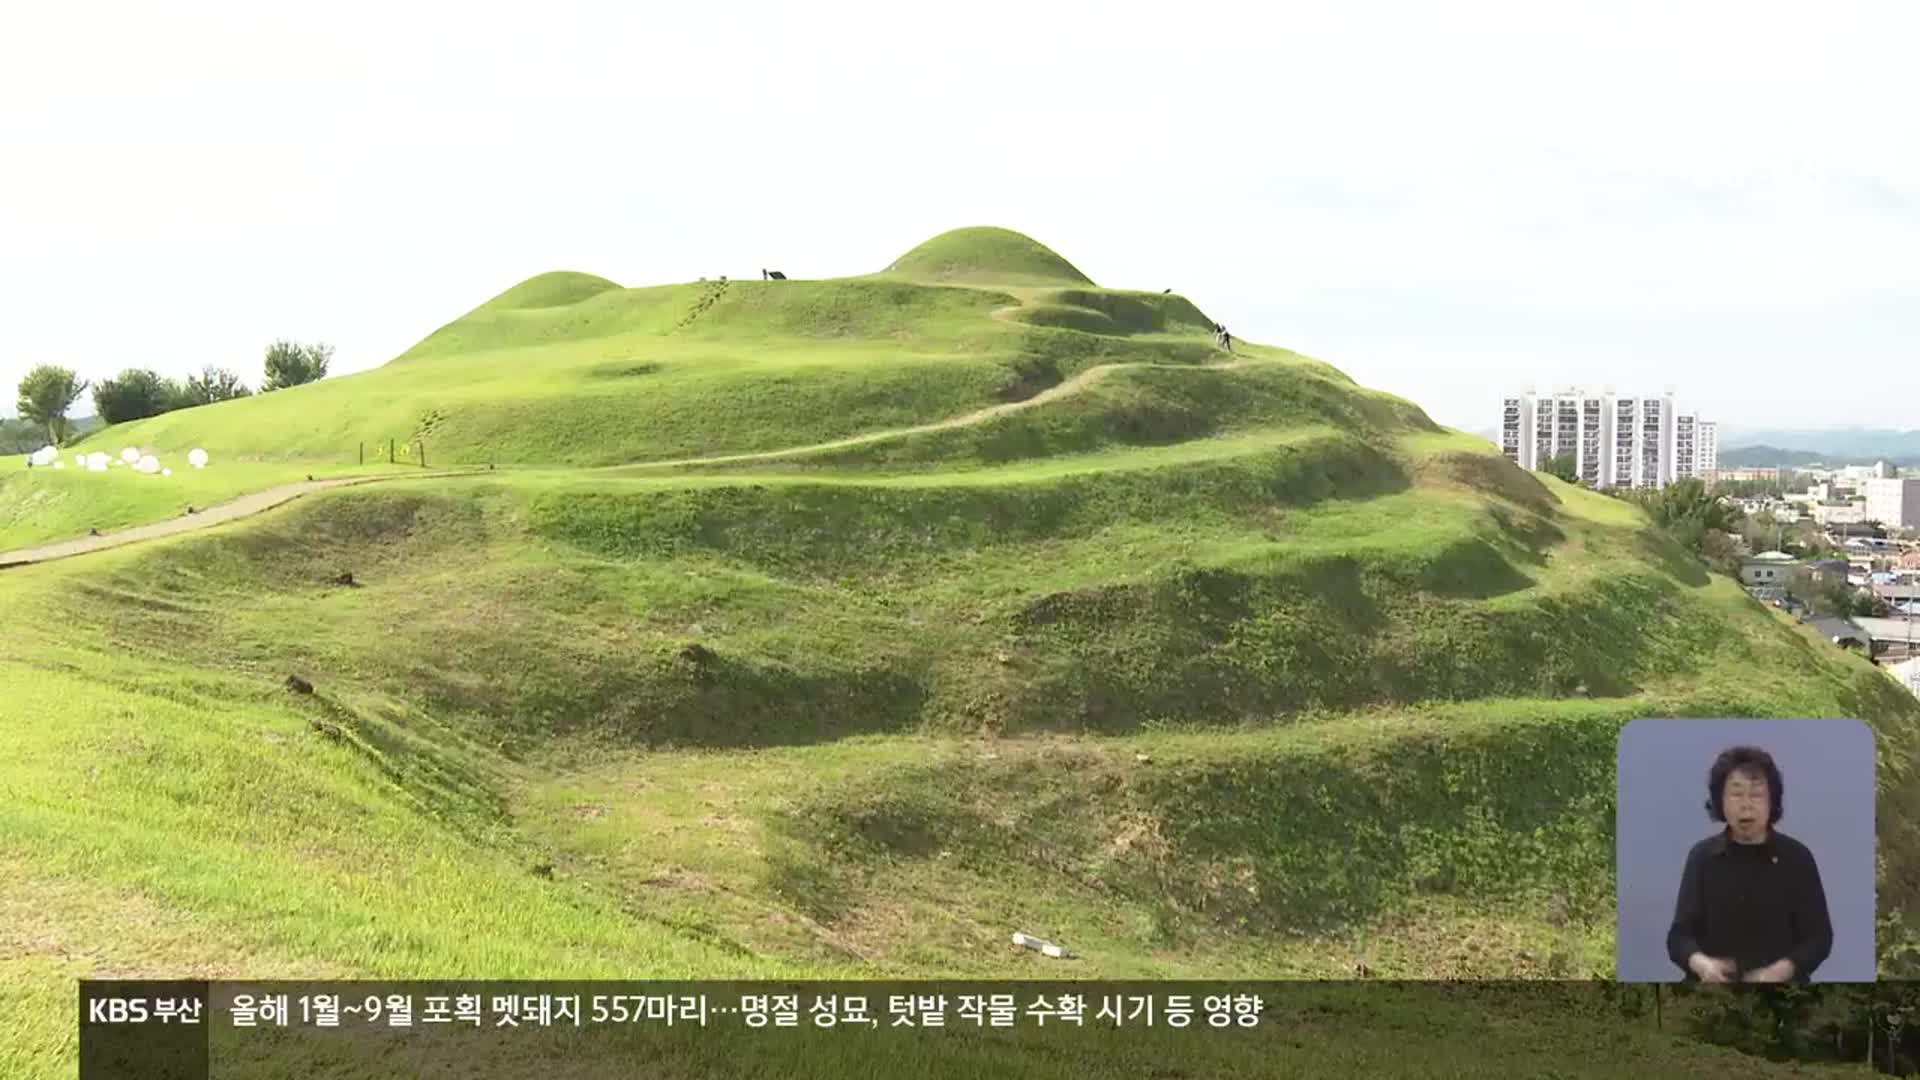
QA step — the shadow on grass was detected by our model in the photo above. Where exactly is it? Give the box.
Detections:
[1634,529,1711,588]
[756,710,1624,941]
[402,648,932,755]
[287,691,511,844]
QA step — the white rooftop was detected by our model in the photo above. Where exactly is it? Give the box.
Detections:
[1853,616,1920,642]
[1887,658,1920,698]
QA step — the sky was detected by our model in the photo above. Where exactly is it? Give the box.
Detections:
[2,1,1917,437]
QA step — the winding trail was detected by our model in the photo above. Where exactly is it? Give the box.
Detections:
[0,354,1262,569]
[613,356,1255,471]
[0,471,483,570]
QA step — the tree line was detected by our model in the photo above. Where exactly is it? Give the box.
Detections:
[12,340,332,446]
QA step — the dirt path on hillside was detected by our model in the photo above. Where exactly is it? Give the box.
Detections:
[616,356,1256,471]
[0,471,482,570]
[0,353,1260,568]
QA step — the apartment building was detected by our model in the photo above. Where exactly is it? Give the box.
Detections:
[1501,390,1693,489]
[1673,413,1719,483]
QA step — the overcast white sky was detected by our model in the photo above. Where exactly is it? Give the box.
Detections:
[3,1,1916,436]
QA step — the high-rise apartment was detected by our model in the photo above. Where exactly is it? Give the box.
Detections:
[1499,390,1703,489]
[1674,413,1717,483]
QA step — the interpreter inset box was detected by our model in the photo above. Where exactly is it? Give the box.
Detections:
[1615,718,1876,983]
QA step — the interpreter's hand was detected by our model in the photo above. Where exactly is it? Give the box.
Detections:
[1743,959,1796,983]
[1689,952,1737,983]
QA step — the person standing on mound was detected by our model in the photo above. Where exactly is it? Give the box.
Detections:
[1667,744,1832,982]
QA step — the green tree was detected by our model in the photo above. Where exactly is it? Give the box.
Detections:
[1540,454,1579,483]
[180,365,252,406]
[1740,511,1784,554]
[1787,567,1876,619]
[1640,478,1742,540]
[1,417,47,454]
[1701,528,1743,577]
[92,368,184,425]
[15,364,89,445]
[261,340,332,391]
[1714,478,1785,499]
[1623,479,1749,579]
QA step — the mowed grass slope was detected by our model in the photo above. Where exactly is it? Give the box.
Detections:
[3,227,1914,1076]
[7,438,1917,980]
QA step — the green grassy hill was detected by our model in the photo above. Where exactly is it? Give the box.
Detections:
[884,225,1096,286]
[2,227,1914,1076]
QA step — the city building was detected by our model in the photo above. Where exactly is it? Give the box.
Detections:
[1674,413,1718,483]
[1499,389,1695,489]
[1840,462,1897,483]
[1502,389,1606,485]
[1813,502,1869,526]
[1864,477,1920,529]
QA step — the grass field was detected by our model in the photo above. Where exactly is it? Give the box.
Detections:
[3,227,1912,1076]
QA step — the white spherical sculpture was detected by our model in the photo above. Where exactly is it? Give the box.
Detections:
[120,447,140,465]
[188,448,209,469]
[87,452,109,471]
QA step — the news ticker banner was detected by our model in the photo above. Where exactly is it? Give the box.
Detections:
[85,979,1290,1079]
[78,978,1897,1079]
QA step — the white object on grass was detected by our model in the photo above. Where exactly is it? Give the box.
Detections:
[120,447,140,464]
[87,452,109,470]
[188,448,209,468]
[1011,932,1072,959]
[162,468,172,477]
[138,455,160,474]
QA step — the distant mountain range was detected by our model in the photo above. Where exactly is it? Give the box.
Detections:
[1718,445,1845,468]
[1717,429,1920,466]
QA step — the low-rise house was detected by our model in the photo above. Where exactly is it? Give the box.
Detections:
[1804,558,1851,583]
[1741,551,1799,587]
[1873,583,1920,608]
[1852,616,1920,661]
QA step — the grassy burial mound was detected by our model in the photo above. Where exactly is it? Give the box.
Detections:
[4,227,1919,1074]
[882,225,1096,287]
